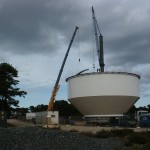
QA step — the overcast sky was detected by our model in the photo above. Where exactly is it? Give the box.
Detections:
[0,0,150,108]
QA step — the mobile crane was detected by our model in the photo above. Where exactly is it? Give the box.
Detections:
[45,26,79,126]
[92,6,105,72]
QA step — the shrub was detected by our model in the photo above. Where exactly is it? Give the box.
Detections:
[124,140,133,147]
[128,132,148,145]
[7,123,16,127]
[81,132,96,138]
[143,143,150,150]
[96,130,111,138]
[145,131,150,138]
[129,143,150,150]
[111,129,134,137]
[91,129,134,139]
[69,129,78,132]
[130,145,144,150]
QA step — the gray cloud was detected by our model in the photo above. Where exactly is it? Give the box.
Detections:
[0,0,150,107]
[0,0,85,54]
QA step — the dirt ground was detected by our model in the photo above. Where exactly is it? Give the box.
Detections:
[7,119,34,127]
[7,119,150,133]
[60,124,150,133]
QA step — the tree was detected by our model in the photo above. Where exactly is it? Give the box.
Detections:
[29,106,36,112]
[126,105,137,120]
[28,100,82,116]
[147,105,150,112]
[29,104,48,112]
[53,100,82,116]
[0,63,27,111]
[13,107,29,116]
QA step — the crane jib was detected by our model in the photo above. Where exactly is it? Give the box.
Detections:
[92,6,100,64]
[55,26,79,87]
[48,26,79,111]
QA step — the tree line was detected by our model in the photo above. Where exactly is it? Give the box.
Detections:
[0,62,150,118]
[11,103,150,119]
[12,100,82,117]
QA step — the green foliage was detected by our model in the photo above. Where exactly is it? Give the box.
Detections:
[126,105,150,119]
[53,100,82,116]
[29,100,82,117]
[123,131,150,149]
[13,107,29,116]
[128,132,150,145]
[29,104,48,112]
[0,63,27,110]
[96,130,111,138]
[129,143,150,150]
[111,129,134,137]
[137,106,149,112]
[82,129,134,139]
[145,131,150,138]
[126,105,137,120]
[127,105,137,114]
[81,132,96,138]
[143,143,150,150]
[69,129,78,132]
[7,123,16,127]
[94,129,134,139]
[81,129,150,149]
[124,140,133,147]
[147,105,150,113]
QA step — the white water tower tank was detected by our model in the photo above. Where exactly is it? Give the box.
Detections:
[66,72,140,117]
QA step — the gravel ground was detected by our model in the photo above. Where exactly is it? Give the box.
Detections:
[0,127,125,150]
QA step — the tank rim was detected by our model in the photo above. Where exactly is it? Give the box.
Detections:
[66,71,140,81]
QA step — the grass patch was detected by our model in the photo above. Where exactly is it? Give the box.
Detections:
[124,131,150,149]
[82,129,134,139]
[124,140,133,147]
[96,130,111,138]
[95,129,134,138]
[7,123,16,127]
[128,132,150,145]
[111,129,134,137]
[69,129,78,132]
[129,143,150,150]
[81,129,150,149]
[81,132,96,138]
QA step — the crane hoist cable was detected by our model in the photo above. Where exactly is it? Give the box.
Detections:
[92,22,95,70]
[77,29,81,63]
